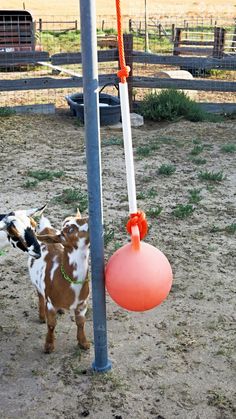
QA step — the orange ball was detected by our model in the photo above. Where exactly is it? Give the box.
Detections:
[105,241,173,311]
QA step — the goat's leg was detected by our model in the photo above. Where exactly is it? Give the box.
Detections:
[74,301,90,350]
[37,291,46,323]
[44,304,57,354]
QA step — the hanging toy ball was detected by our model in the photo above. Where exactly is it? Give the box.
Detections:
[105,221,173,312]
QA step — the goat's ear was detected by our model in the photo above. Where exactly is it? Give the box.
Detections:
[76,209,81,218]
[0,219,7,230]
[25,204,47,218]
[30,218,37,228]
[37,233,63,244]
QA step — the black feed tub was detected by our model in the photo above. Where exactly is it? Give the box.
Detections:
[66,92,121,126]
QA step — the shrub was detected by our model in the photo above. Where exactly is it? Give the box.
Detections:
[139,89,208,122]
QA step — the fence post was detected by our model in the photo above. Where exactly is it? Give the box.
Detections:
[173,28,181,55]
[213,27,226,58]
[171,24,175,42]
[123,33,133,111]
[39,18,42,33]
[219,27,226,57]
[129,18,132,33]
[231,20,236,53]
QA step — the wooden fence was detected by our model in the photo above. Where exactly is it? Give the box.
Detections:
[173,27,226,58]
[0,34,235,111]
[37,19,78,32]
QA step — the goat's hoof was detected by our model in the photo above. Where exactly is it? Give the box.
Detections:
[44,343,55,354]
[39,317,46,324]
[79,341,90,350]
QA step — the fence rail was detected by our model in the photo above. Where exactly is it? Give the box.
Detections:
[0,33,235,109]
[37,19,78,32]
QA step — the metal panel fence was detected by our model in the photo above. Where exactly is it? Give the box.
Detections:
[0,15,235,111]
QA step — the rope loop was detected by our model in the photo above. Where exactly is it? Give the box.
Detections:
[126,211,148,240]
[117,65,130,83]
[116,0,130,83]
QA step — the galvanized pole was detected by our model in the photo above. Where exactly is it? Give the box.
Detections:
[79,0,111,372]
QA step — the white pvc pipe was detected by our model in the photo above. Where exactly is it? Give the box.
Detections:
[119,82,137,214]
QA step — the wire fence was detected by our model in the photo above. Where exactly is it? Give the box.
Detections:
[0,14,235,111]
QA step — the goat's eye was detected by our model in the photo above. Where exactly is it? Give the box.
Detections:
[68,226,74,234]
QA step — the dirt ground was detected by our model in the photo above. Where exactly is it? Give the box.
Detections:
[3,0,236,19]
[0,111,235,419]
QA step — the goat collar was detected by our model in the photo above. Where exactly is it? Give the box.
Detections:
[60,264,89,285]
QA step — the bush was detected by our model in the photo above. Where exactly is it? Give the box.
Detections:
[139,89,210,122]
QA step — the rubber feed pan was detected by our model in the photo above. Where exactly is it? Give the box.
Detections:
[66,93,121,126]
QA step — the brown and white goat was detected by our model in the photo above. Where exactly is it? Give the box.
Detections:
[28,211,90,353]
[0,205,46,258]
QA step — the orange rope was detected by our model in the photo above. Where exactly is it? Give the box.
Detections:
[115,0,130,83]
[126,211,148,240]
[116,0,148,241]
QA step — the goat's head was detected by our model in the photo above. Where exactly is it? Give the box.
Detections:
[37,210,89,248]
[0,205,47,258]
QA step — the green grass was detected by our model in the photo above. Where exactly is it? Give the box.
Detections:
[172,204,195,219]
[189,145,204,155]
[220,144,236,153]
[54,188,88,212]
[27,170,64,181]
[137,187,157,200]
[190,157,207,165]
[210,224,221,233]
[22,180,38,189]
[102,137,123,147]
[188,188,202,204]
[225,223,236,235]
[0,107,15,117]
[135,145,154,158]
[103,226,115,247]
[210,223,236,235]
[40,30,81,54]
[198,170,225,182]
[146,206,163,218]
[158,164,176,176]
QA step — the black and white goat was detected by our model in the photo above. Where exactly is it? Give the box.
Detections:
[0,205,46,259]
[29,211,90,353]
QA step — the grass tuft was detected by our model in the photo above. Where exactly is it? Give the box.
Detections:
[220,144,236,153]
[103,226,115,247]
[198,170,225,182]
[102,137,123,147]
[0,107,15,117]
[225,223,236,234]
[190,157,207,165]
[54,188,88,212]
[28,170,64,181]
[137,188,157,200]
[172,204,195,219]
[146,206,163,218]
[22,180,38,189]
[190,145,204,155]
[188,188,202,204]
[158,164,176,176]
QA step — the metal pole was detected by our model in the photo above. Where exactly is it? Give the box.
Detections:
[79,0,111,373]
